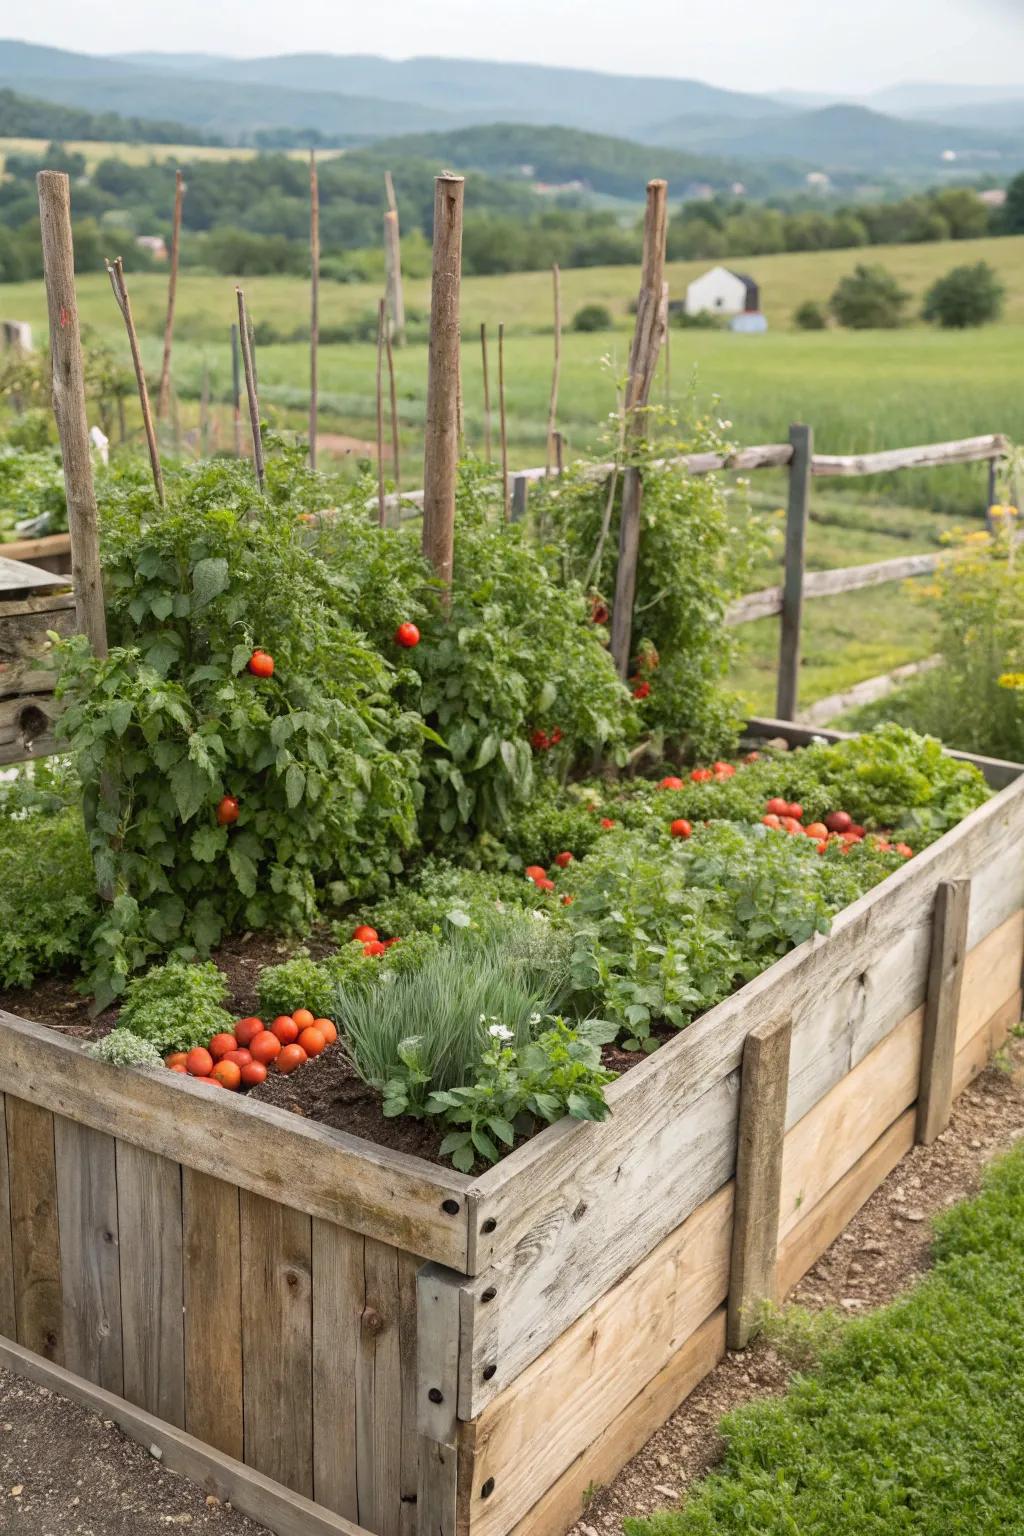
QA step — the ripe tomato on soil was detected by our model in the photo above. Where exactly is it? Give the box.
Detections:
[825,810,853,834]
[235,1017,264,1047]
[209,1032,238,1060]
[223,1049,252,1069]
[658,777,684,791]
[395,622,421,648]
[761,814,782,829]
[271,1016,299,1045]
[670,819,692,839]
[276,1044,308,1075]
[186,1047,213,1078]
[216,796,239,826]
[292,1008,315,1030]
[168,1062,187,1073]
[240,1061,268,1087]
[363,939,387,956]
[247,649,275,678]
[804,822,829,840]
[765,797,789,816]
[632,681,651,700]
[250,1030,282,1065]
[212,1060,241,1091]
[352,925,378,943]
[314,1018,338,1044]
[536,877,556,892]
[524,865,547,882]
[165,1051,187,1069]
[787,803,804,821]
[298,1026,327,1058]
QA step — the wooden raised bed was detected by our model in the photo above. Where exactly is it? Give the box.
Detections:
[1,735,1023,1536]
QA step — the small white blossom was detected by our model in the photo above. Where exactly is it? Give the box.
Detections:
[488,1023,514,1042]
[529,1013,543,1026]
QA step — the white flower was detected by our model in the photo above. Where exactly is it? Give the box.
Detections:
[529,1013,542,1027]
[488,1023,514,1042]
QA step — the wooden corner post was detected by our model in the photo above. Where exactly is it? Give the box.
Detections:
[917,878,971,1145]
[727,1015,792,1350]
[610,179,668,678]
[775,422,813,721]
[422,173,464,590]
[416,1264,465,1536]
[37,170,107,660]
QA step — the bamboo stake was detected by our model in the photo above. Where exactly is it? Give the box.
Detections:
[37,170,107,658]
[376,297,387,527]
[480,321,492,462]
[385,321,400,502]
[309,148,319,470]
[157,169,184,421]
[230,322,242,457]
[106,255,165,507]
[498,320,510,520]
[384,170,405,347]
[235,288,264,490]
[546,262,561,476]
[422,173,464,588]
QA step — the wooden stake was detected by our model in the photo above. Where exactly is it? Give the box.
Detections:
[384,171,405,347]
[661,280,672,409]
[422,173,464,588]
[235,288,264,490]
[480,322,492,462]
[199,364,210,457]
[376,297,386,527]
[498,321,510,520]
[309,149,319,470]
[545,263,561,476]
[230,323,242,457]
[917,879,971,1146]
[775,423,813,721]
[106,256,165,508]
[727,1016,792,1350]
[554,430,565,476]
[385,321,400,505]
[37,170,108,659]
[157,169,184,421]
[610,180,669,678]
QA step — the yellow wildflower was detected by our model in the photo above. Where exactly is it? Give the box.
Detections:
[997,673,1024,690]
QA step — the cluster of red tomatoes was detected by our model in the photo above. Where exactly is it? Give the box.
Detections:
[523,851,575,905]
[530,726,564,753]
[760,799,912,857]
[629,646,659,701]
[165,1008,338,1090]
[351,923,401,957]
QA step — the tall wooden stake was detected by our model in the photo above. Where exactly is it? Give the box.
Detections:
[422,173,464,589]
[384,171,406,347]
[546,263,561,476]
[309,149,320,470]
[917,879,971,1146]
[661,280,672,408]
[230,323,242,457]
[775,423,813,721]
[236,288,264,490]
[610,179,669,678]
[385,322,400,502]
[199,364,210,457]
[376,297,387,527]
[37,170,107,659]
[106,256,165,508]
[157,169,184,421]
[498,321,510,520]
[727,1016,792,1350]
[480,322,492,462]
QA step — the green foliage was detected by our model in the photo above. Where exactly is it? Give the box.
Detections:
[367,857,561,938]
[572,303,614,332]
[116,958,234,1053]
[922,259,1005,329]
[0,803,99,989]
[792,298,827,330]
[829,262,910,329]
[626,1140,1024,1536]
[256,944,387,1020]
[87,1028,164,1069]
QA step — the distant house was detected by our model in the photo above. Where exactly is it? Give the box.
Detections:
[136,235,168,262]
[685,266,760,318]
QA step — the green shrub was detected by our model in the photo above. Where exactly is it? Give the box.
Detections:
[792,299,827,331]
[571,303,614,332]
[922,260,1005,329]
[829,262,910,329]
[88,1028,164,1068]
[0,805,99,989]
[117,959,234,1053]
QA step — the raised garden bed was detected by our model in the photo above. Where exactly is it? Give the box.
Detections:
[2,725,1022,1536]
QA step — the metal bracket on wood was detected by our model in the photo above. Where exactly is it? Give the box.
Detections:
[917,879,971,1145]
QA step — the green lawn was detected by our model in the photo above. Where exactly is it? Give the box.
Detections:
[627,1138,1024,1536]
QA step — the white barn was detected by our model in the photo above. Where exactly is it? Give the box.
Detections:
[685,266,760,318]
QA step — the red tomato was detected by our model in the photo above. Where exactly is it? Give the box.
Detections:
[765,797,789,816]
[292,1008,315,1030]
[223,1049,252,1068]
[600,817,616,829]
[250,1030,282,1065]
[352,924,378,943]
[524,864,547,882]
[216,796,239,826]
[816,841,829,855]
[313,1018,338,1045]
[894,843,914,858]
[712,762,735,778]
[394,622,421,648]
[761,814,782,829]
[165,1051,187,1069]
[561,893,574,906]
[208,1032,238,1060]
[670,819,692,839]
[658,777,684,791]
[554,851,574,868]
[780,817,803,835]
[530,728,550,752]
[787,803,804,821]
[168,1062,188,1073]
[271,1015,299,1045]
[804,823,829,840]
[744,751,760,763]
[212,1060,241,1091]
[825,810,852,834]
[297,1026,327,1058]
[381,936,400,948]
[690,768,713,783]
[240,1061,268,1087]
[363,939,387,957]
[276,1044,308,1075]
[850,824,866,839]
[186,1047,213,1078]
[247,649,275,678]
[632,681,651,700]
[235,1016,264,1047]
[536,877,556,892]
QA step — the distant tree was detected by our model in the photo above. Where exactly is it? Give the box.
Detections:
[932,188,991,240]
[830,263,910,329]
[1003,171,1024,234]
[793,299,828,331]
[571,303,614,332]
[922,261,1005,329]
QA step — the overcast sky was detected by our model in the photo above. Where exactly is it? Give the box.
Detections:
[13,0,1024,94]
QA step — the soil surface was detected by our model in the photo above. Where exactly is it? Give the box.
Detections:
[568,1031,1024,1536]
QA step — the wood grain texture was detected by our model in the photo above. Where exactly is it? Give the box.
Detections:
[952,990,1021,1099]
[5,1096,62,1362]
[312,1219,363,1521]
[417,1264,463,1447]
[0,1335,368,1536]
[0,1012,471,1268]
[418,1437,459,1536]
[728,1018,791,1349]
[356,1237,404,1536]
[812,432,1006,478]
[776,422,813,721]
[116,1140,184,1426]
[0,1097,15,1339]
[398,1249,420,1536]
[183,1168,243,1461]
[918,880,971,1145]
[240,1190,313,1496]
[958,911,1024,1042]
[54,1116,122,1393]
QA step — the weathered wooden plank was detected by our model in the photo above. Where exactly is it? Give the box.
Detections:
[494,1310,727,1536]
[0,1335,369,1536]
[398,1249,421,1536]
[418,1265,462,1446]
[116,1140,184,1427]
[725,585,784,625]
[183,1168,243,1461]
[918,880,971,1145]
[0,535,73,566]
[464,1186,731,1536]
[0,1011,471,1269]
[0,555,69,593]
[777,1109,916,1297]
[0,731,60,765]
[802,551,944,601]
[54,1116,122,1393]
[0,1097,15,1340]
[240,1190,313,1497]
[418,1437,459,1536]
[811,432,1007,478]
[356,1237,404,1536]
[952,990,1020,1097]
[776,422,812,721]
[961,911,1024,1031]
[727,1017,791,1349]
[311,1218,363,1521]
[5,1096,62,1361]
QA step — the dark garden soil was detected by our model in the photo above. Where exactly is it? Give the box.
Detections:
[568,1031,1024,1536]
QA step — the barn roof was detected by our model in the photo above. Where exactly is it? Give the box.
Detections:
[728,271,759,297]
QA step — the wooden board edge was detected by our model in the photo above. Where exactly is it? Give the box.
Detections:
[0,1334,370,1536]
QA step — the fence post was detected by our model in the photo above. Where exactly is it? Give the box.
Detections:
[727,1015,791,1350]
[510,474,529,523]
[917,879,971,1146]
[775,422,813,721]
[416,1263,463,1536]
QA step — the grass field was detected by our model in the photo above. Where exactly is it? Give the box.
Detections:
[0,139,343,174]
